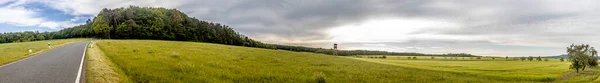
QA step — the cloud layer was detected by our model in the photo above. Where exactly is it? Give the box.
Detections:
[2,0,600,56]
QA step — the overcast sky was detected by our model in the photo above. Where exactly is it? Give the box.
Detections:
[1,0,599,56]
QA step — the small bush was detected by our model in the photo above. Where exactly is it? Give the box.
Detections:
[544,58,548,61]
[315,77,326,83]
[412,57,417,60]
[431,57,434,59]
[560,58,564,62]
[476,57,481,60]
[407,57,411,59]
[382,56,387,59]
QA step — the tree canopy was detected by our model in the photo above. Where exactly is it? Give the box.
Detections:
[567,44,598,72]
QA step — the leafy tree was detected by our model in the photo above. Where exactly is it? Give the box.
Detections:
[560,58,564,62]
[537,56,542,61]
[528,56,534,61]
[567,44,598,72]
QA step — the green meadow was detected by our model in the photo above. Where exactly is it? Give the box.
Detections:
[347,56,570,82]
[89,40,599,83]
[0,38,87,65]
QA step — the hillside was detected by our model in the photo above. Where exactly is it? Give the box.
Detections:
[89,40,550,83]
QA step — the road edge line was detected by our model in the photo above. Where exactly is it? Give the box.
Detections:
[75,42,89,83]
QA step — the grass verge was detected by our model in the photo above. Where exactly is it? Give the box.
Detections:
[85,40,130,83]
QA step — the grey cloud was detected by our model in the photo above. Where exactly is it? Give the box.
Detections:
[30,0,600,56]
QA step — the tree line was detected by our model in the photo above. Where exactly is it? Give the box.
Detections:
[0,21,94,43]
[274,44,476,56]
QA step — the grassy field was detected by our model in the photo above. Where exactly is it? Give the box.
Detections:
[0,38,88,65]
[93,40,551,83]
[346,56,571,82]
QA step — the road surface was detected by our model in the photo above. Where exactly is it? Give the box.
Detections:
[0,42,88,83]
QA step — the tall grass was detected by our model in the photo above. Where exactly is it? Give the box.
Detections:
[96,40,538,83]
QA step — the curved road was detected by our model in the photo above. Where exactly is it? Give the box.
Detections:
[0,42,88,83]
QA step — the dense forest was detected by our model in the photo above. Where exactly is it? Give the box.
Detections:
[92,6,274,49]
[0,6,476,56]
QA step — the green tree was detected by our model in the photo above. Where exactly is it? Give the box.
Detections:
[567,44,598,72]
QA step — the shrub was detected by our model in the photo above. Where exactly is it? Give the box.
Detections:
[407,57,411,59]
[544,58,549,61]
[476,57,481,60]
[431,57,434,59]
[412,57,417,60]
[560,58,564,62]
[382,56,387,59]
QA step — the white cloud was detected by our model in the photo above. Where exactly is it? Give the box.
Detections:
[0,0,87,29]
[327,18,465,43]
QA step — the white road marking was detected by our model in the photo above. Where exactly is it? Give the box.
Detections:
[74,42,89,83]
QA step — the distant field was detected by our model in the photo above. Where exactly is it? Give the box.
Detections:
[94,40,545,83]
[346,56,571,82]
[0,38,88,65]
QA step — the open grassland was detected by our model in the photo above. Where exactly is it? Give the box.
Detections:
[94,40,547,83]
[347,56,571,82]
[0,38,88,65]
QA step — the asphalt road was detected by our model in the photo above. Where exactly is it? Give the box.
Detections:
[0,42,88,83]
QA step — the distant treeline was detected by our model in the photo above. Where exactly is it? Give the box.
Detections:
[0,6,476,57]
[0,24,94,43]
[273,44,476,56]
